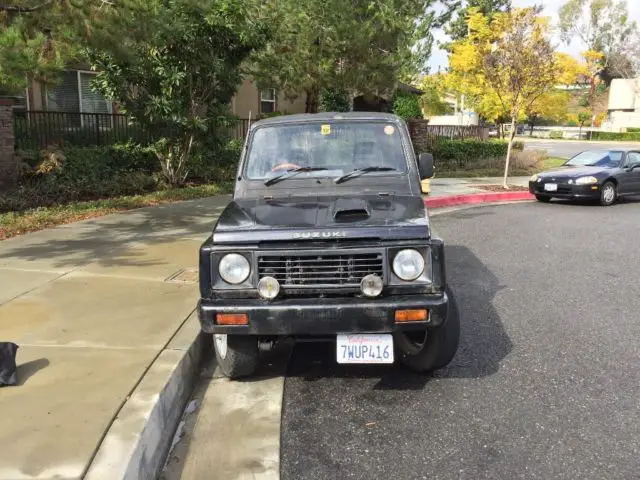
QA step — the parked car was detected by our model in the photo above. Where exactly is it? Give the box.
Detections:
[197,112,459,378]
[529,149,640,206]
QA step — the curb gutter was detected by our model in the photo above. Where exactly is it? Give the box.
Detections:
[426,191,534,209]
[84,319,211,480]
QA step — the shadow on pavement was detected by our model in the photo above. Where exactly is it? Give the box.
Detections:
[15,358,50,386]
[0,197,230,270]
[283,244,513,390]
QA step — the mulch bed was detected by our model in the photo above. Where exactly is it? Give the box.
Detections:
[472,185,530,192]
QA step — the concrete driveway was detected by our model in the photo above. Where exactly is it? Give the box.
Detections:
[165,199,640,480]
[522,138,640,159]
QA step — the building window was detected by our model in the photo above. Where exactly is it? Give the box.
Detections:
[13,89,29,111]
[260,89,276,114]
[47,70,112,126]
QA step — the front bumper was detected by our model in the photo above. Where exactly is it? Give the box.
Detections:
[198,293,449,335]
[529,181,600,199]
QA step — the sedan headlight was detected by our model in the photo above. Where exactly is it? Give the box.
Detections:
[218,253,250,284]
[392,249,425,282]
[530,174,539,182]
[575,176,598,185]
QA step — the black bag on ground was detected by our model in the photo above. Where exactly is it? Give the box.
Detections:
[0,342,18,386]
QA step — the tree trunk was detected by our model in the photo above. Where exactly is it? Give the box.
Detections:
[503,116,517,189]
[579,123,583,139]
[305,87,319,113]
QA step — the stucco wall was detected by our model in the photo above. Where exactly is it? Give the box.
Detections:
[608,78,640,111]
[232,78,307,118]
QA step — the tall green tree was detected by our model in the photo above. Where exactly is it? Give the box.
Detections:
[90,0,269,186]
[0,0,154,94]
[249,0,436,113]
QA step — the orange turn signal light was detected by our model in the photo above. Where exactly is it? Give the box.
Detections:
[395,309,428,323]
[216,313,248,325]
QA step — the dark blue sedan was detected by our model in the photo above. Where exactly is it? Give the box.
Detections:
[529,149,640,206]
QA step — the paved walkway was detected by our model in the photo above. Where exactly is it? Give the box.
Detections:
[0,196,230,480]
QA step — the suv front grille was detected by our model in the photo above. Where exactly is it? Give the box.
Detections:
[257,251,384,287]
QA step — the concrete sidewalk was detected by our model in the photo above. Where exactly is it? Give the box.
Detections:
[0,196,230,480]
[427,176,529,197]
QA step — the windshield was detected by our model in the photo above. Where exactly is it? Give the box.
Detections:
[244,122,408,180]
[565,150,623,168]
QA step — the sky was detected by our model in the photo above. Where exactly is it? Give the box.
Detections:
[427,0,640,72]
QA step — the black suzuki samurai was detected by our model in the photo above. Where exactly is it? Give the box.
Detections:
[198,112,459,378]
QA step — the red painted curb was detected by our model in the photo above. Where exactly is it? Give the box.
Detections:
[425,191,534,209]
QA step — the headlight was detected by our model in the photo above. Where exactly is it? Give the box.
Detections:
[218,253,250,284]
[530,174,538,182]
[575,176,598,185]
[392,249,425,281]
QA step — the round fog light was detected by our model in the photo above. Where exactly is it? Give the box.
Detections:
[257,276,280,300]
[360,274,383,297]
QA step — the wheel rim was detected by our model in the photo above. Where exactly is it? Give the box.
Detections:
[214,334,228,359]
[603,184,615,203]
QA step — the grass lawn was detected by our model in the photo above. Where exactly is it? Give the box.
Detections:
[542,157,567,170]
[0,183,232,240]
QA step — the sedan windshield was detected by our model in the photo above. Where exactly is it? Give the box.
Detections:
[244,121,408,180]
[565,150,623,168]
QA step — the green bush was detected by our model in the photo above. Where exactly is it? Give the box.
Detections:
[590,132,640,141]
[319,88,350,112]
[392,93,423,121]
[549,130,564,139]
[189,139,243,183]
[3,143,160,212]
[421,139,534,176]
[627,128,640,133]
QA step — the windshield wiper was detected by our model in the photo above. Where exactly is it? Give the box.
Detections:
[264,167,328,186]
[335,166,399,184]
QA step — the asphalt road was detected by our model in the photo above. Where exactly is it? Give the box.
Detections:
[280,200,640,480]
[522,138,640,159]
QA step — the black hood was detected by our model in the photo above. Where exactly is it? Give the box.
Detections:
[213,194,429,244]
[538,165,609,179]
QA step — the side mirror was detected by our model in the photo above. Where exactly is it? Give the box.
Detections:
[418,153,434,179]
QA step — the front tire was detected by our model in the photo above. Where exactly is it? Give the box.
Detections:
[394,288,460,373]
[535,195,551,203]
[213,334,259,378]
[600,181,617,206]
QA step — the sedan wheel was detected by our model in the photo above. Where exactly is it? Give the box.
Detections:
[600,181,617,206]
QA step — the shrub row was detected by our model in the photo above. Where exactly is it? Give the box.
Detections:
[3,140,241,213]
[590,131,640,141]
[415,139,535,176]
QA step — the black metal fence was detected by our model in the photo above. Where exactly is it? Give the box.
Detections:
[13,110,252,150]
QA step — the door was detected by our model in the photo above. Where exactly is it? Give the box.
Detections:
[624,152,640,195]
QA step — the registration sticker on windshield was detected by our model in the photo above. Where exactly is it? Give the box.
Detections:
[384,125,395,135]
[321,124,331,135]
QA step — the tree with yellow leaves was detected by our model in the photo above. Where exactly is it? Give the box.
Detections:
[448,7,579,187]
[525,90,571,135]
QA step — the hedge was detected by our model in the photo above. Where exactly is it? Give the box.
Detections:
[3,140,241,213]
[591,132,640,141]
[424,139,523,172]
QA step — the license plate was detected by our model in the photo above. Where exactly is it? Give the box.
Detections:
[544,183,558,192]
[336,334,394,364]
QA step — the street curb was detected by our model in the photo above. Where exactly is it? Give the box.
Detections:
[426,191,534,209]
[84,320,211,480]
